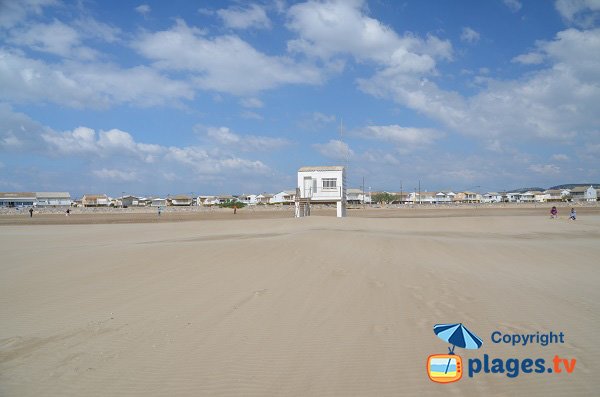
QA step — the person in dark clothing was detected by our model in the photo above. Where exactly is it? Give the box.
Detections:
[29,208,33,217]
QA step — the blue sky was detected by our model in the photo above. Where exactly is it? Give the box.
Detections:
[1,0,599,196]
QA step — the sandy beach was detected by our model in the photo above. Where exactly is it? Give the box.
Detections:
[1,208,599,396]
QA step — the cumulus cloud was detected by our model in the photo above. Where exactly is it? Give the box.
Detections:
[0,0,57,28]
[216,4,271,30]
[460,27,480,44]
[286,0,452,73]
[313,139,353,160]
[133,19,322,95]
[555,0,600,27]
[0,49,194,108]
[358,27,600,146]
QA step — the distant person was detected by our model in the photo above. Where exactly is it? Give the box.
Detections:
[233,205,237,214]
[29,207,33,218]
[570,208,576,221]
[66,208,71,216]
[550,206,558,219]
[158,206,162,216]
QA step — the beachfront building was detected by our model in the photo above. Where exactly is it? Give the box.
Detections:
[151,198,167,207]
[570,186,597,202]
[296,166,346,217]
[119,195,139,207]
[453,192,481,203]
[237,194,258,205]
[82,194,110,207]
[271,191,296,205]
[506,192,522,203]
[544,190,565,202]
[256,194,273,204]
[435,191,456,204]
[346,188,371,204]
[0,192,36,207]
[169,195,193,206]
[520,191,536,203]
[35,192,72,207]
[481,192,503,203]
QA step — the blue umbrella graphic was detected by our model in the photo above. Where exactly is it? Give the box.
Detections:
[433,323,483,374]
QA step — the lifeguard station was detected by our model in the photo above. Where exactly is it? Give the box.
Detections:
[295,166,346,218]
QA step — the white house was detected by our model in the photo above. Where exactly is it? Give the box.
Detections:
[481,192,503,203]
[297,166,346,217]
[82,194,110,207]
[119,195,139,207]
[520,191,536,203]
[506,192,522,203]
[169,194,193,206]
[237,194,258,205]
[256,193,273,204]
[151,198,167,207]
[570,186,597,202]
[35,192,71,207]
[544,190,565,202]
[0,192,36,207]
[271,190,296,204]
[435,191,456,203]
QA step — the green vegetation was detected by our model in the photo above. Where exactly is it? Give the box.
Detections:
[371,192,399,204]
[219,200,246,208]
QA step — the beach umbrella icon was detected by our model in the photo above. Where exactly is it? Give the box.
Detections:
[433,323,483,354]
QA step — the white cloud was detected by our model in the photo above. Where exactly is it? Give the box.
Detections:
[552,153,570,161]
[135,4,151,17]
[358,125,442,147]
[0,49,194,108]
[529,164,561,174]
[503,0,523,12]
[555,0,600,27]
[133,19,322,95]
[313,139,353,160]
[286,0,452,74]
[460,27,480,44]
[512,52,545,64]
[216,4,271,30]
[240,97,264,108]
[8,20,98,60]
[358,27,600,146]
[205,126,289,151]
[0,0,57,28]
[93,168,138,181]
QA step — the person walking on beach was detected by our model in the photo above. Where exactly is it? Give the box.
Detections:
[66,208,70,216]
[158,206,162,217]
[550,206,558,219]
[29,207,33,218]
[570,208,576,220]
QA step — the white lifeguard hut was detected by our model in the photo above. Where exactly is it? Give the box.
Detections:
[295,166,346,218]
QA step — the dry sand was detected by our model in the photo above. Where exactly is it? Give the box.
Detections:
[1,208,599,396]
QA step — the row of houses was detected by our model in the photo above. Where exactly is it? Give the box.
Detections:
[1,186,598,208]
[368,186,599,204]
